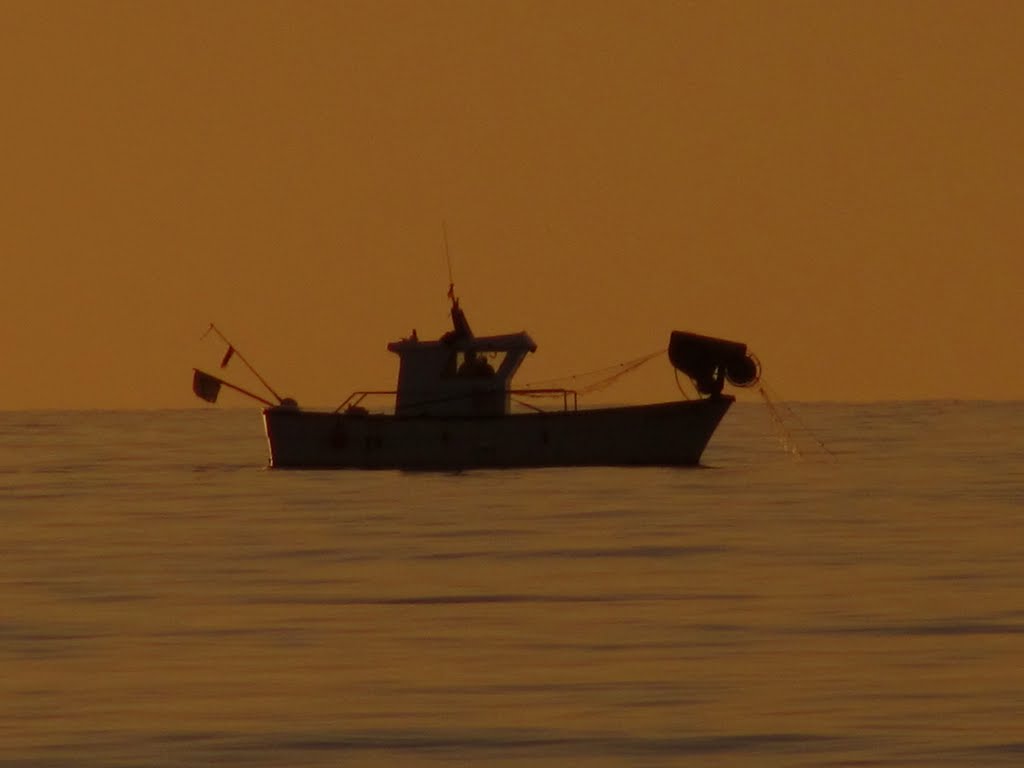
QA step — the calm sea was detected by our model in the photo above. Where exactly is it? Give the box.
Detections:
[2,402,1022,767]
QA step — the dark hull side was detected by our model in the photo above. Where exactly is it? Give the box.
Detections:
[262,397,734,470]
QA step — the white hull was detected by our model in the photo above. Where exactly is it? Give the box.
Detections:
[262,397,733,469]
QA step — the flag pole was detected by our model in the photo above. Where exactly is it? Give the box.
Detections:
[204,323,284,404]
[193,369,277,408]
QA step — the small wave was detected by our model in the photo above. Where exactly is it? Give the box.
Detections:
[193,728,837,759]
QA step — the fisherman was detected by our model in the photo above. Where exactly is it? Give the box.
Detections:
[458,351,494,377]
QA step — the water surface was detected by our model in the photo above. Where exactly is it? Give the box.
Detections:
[2,402,1022,766]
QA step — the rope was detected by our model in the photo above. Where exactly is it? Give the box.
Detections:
[757,380,836,461]
[520,348,663,395]
[673,367,692,400]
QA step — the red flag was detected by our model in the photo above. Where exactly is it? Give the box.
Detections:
[220,346,235,368]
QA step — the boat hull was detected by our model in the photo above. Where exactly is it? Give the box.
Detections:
[262,397,733,469]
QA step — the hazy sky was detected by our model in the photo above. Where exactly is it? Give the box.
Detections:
[3,1,1021,409]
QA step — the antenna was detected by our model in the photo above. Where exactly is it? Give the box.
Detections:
[442,220,456,304]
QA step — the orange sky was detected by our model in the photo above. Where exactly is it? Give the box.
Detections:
[2,1,1022,409]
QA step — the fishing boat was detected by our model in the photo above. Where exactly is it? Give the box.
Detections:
[192,291,760,469]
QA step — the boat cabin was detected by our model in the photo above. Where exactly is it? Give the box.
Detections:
[386,299,536,417]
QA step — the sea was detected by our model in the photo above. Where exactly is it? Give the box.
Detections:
[2,401,1022,767]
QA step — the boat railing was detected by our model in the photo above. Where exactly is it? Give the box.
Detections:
[509,388,579,412]
[334,388,579,414]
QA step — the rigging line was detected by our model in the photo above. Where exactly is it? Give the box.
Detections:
[523,351,661,396]
[575,353,660,395]
[521,348,663,389]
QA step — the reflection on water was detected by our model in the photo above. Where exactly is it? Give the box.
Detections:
[1,403,1022,766]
